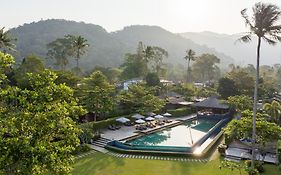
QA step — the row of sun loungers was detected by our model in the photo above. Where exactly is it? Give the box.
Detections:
[108,124,121,130]
[135,119,173,130]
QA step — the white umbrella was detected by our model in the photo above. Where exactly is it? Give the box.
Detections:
[116,117,130,123]
[135,119,146,124]
[163,112,172,117]
[154,115,164,119]
[132,114,145,119]
[146,112,156,116]
[145,116,155,121]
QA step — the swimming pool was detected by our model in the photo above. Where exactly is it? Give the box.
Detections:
[106,116,231,155]
[126,119,220,147]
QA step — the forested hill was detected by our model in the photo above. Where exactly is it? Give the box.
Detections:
[10,19,234,70]
[180,31,281,65]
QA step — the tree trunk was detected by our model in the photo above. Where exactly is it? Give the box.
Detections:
[251,37,261,168]
[77,49,80,69]
[187,59,190,83]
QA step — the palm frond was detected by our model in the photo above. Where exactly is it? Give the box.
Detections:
[267,33,281,42]
[262,36,277,45]
[241,8,255,32]
[237,34,252,43]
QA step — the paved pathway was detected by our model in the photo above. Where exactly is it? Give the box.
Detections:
[106,151,209,163]
[78,148,209,163]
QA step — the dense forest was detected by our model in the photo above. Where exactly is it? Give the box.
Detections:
[9,19,234,71]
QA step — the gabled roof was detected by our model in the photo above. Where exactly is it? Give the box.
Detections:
[193,97,229,109]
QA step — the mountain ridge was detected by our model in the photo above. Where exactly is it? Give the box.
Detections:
[180,31,281,65]
[8,19,235,70]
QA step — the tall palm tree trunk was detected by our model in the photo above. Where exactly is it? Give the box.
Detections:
[76,49,80,69]
[187,59,190,83]
[251,36,261,168]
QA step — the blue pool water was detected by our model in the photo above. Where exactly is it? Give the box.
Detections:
[126,119,220,147]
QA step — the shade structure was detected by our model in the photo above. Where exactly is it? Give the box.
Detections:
[163,112,172,117]
[116,117,130,123]
[145,116,155,121]
[154,115,164,119]
[135,119,146,124]
[132,114,145,119]
[193,97,229,109]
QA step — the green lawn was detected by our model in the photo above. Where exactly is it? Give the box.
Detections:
[72,152,279,175]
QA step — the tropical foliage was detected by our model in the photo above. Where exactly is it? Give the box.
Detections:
[0,27,16,52]
[217,77,239,99]
[263,100,281,125]
[0,53,85,174]
[227,95,253,111]
[192,53,220,82]
[78,71,115,120]
[224,111,281,146]
[184,49,196,83]
[239,2,281,166]
[118,84,165,114]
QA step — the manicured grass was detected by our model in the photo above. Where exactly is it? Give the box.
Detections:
[72,152,279,175]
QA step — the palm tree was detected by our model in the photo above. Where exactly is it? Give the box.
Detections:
[263,100,281,125]
[69,35,89,69]
[184,49,196,83]
[47,37,72,70]
[0,27,16,53]
[239,2,281,167]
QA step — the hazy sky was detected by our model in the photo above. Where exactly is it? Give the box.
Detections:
[3,0,281,34]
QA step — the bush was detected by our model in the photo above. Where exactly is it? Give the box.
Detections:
[167,108,193,117]
[79,114,132,131]
[245,167,259,175]
[245,160,264,173]
[73,144,92,155]
[218,144,227,155]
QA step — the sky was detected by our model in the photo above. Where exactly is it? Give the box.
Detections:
[3,0,281,34]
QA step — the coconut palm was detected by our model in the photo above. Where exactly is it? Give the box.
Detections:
[263,100,281,125]
[0,27,16,52]
[69,35,89,69]
[184,49,196,83]
[239,2,281,167]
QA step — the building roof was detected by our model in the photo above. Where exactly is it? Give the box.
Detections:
[193,97,229,109]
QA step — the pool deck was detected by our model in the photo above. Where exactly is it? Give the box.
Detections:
[100,114,197,141]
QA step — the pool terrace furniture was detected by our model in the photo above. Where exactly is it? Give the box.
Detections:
[146,122,156,128]
[163,112,172,117]
[154,115,164,119]
[135,119,146,124]
[132,114,145,119]
[108,124,121,130]
[124,121,134,126]
[116,117,130,123]
[136,124,147,131]
[145,117,155,121]
[146,112,156,116]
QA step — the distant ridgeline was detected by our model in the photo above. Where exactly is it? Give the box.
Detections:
[9,19,234,71]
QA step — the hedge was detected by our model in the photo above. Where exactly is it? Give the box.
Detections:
[167,107,193,117]
[79,114,132,131]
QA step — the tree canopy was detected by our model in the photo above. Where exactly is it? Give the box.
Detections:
[217,77,239,99]
[78,71,114,120]
[118,84,165,114]
[0,66,85,174]
[192,53,220,82]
